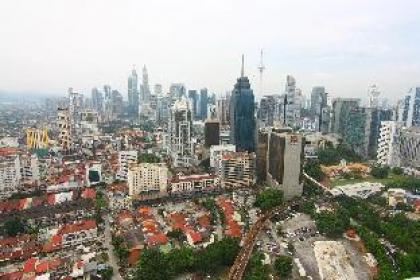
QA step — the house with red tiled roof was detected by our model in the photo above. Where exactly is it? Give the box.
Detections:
[185,230,202,246]
[128,247,142,267]
[58,220,97,247]
[147,233,168,247]
[81,188,96,199]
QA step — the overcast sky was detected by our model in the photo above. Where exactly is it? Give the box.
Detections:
[1,0,420,102]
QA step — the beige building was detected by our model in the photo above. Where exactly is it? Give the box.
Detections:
[215,152,255,189]
[128,163,168,196]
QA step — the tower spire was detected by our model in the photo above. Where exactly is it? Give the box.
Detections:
[241,54,245,77]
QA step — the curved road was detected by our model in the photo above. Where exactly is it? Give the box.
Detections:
[228,174,327,280]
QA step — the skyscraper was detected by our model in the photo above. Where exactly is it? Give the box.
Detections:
[310,87,329,132]
[284,75,302,127]
[405,87,420,127]
[188,90,199,119]
[199,88,208,120]
[216,93,230,126]
[141,65,151,103]
[229,55,256,152]
[169,99,193,167]
[128,66,139,118]
[330,98,360,135]
[257,128,304,200]
[91,87,103,114]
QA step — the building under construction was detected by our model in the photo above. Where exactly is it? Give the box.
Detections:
[26,128,50,150]
[57,107,72,151]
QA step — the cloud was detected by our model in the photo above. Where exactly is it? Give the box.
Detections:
[0,0,419,102]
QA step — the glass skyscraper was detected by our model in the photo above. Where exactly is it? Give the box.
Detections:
[230,56,256,152]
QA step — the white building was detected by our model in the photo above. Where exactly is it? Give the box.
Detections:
[377,121,403,167]
[170,173,218,195]
[128,163,168,196]
[20,153,40,185]
[169,99,194,167]
[209,144,236,168]
[0,155,20,199]
[116,150,138,181]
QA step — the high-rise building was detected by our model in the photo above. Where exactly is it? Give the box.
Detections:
[284,75,302,127]
[204,121,220,147]
[20,153,40,185]
[216,94,230,126]
[188,90,199,119]
[368,84,381,108]
[215,151,255,189]
[156,95,171,124]
[128,163,168,197]
[398,87,420,127]
[141,65,151,103]
[0,154,20,199]
[258,128,304,200]
[344,107,393,159]
[330,98,360,135]
[258,95,277,127]
[128,66,139,117]
[199,88,208,120]
[398,127,420,169]
[111,90,124,118]
[377,121,403,166]
[116,151,138,181]
[169,99,193,167]
[310,86,329,132]
[170,83,186,100]
[154,84,163,96]
[91,87,104,114]
[57,107,72,151]
[230,55,256,152]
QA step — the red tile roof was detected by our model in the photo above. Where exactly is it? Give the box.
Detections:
[58,220,96,235]
[147,233,168,247]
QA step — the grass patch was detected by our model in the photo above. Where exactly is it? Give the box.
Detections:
[330,175,405,187]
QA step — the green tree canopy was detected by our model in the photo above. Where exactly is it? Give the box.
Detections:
[274,255,293,278]
[254,188,284,212]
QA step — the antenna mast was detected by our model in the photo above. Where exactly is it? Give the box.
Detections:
[258,49,266,96]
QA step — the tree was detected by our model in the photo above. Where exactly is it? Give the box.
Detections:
[135,248,170,280]
[137,153,160,164]
[315,209,349,238]
[167,229,184,241]
[370,165,389,179]
[391,167,404,175]
[166,247,196,276]
[99,266,113,280]
[304,160,325,181]
[4,219,25,237]
[245,252,270,280]
[274,255,293,278]
[254,188,284,212]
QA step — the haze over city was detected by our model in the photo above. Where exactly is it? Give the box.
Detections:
[1,0,420,101]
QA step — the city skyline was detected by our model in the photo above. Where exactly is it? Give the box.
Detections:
[1,0,420,101]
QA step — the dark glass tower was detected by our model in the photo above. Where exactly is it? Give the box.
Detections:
[230,55,256,152]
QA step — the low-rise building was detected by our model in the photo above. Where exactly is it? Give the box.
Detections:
[209,144,236,168]
[170,173,218,195]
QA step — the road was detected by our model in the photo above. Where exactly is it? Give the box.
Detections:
[104,214,124,280]
[228,174,327,280]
